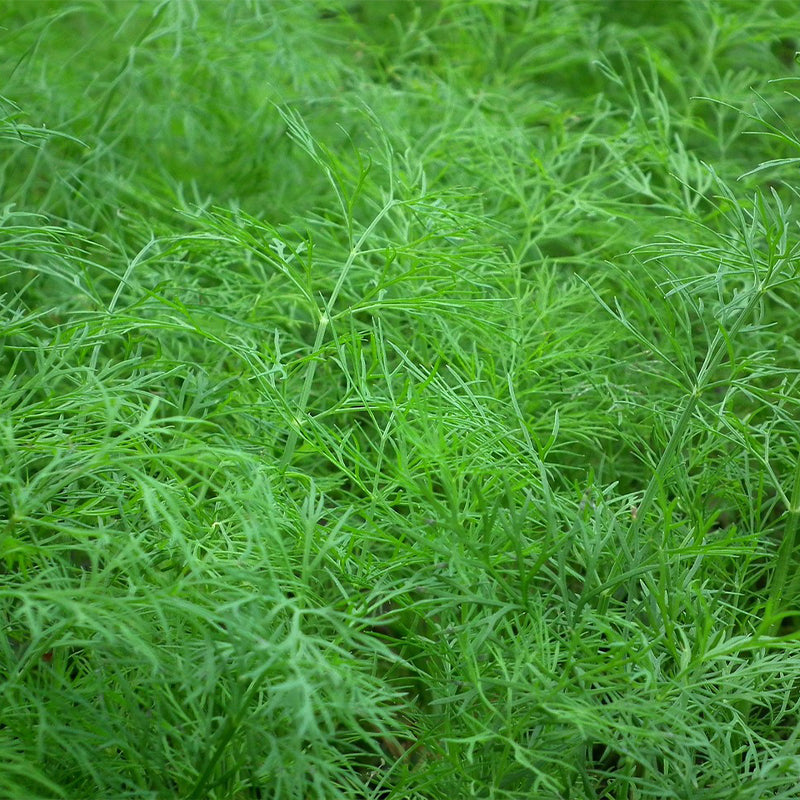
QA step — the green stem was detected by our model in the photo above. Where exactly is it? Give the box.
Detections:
[759,453,800,637]
[187,669,272,800]
[279,199,397,471]
[627,281,763,548]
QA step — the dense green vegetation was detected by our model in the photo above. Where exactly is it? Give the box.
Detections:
[2,1,800,798]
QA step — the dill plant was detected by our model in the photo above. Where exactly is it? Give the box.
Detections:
[2,2,800,799]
